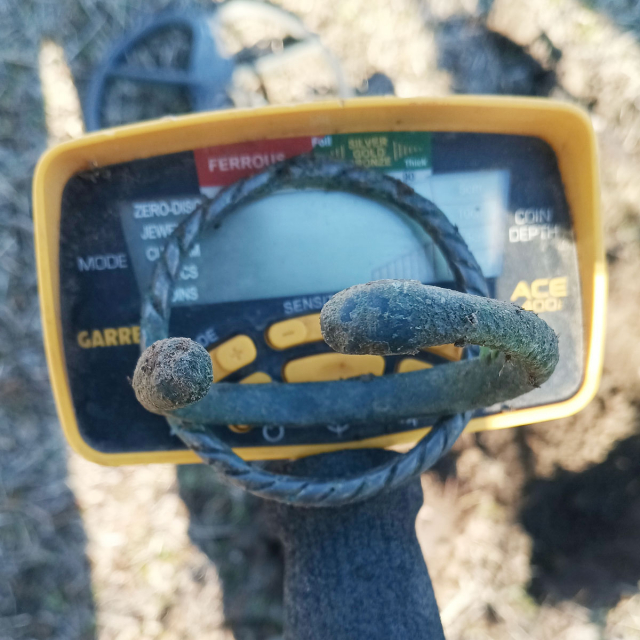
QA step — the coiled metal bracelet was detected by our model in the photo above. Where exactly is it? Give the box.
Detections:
[132,154,558,507]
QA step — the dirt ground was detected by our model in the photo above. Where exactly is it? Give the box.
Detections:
[2,0,640,638]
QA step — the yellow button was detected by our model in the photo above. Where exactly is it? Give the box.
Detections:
[228,371,273,433]
[300,314,323,342]
[208,335,257,381]
[396,358,433,373]
[284,353,385,383]
[423,343,462,361]
[228,424,253,433]
[267,314,323,350]
[240,371,272,384]
[267,319,307,349]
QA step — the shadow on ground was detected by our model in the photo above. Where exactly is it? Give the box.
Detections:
[433,14,559,96]
[177,465,284,640]
[520,430,640,608]
[0,399,96,640]
[0,5,96,634]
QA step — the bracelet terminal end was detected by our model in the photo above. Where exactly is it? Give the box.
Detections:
[132,337,213,414]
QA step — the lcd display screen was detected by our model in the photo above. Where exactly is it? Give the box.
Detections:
[119,169,509,305]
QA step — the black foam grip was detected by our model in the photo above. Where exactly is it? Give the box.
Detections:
[265,449,446,640]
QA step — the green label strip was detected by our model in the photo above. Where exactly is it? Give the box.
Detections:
[313,132,432,171]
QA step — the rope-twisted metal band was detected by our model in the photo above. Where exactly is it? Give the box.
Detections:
[139,154,558,507]
[168,412,469,506]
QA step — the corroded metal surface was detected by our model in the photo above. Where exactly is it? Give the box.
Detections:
[321,279,558,387]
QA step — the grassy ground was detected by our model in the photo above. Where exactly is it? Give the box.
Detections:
[2,0,640,638]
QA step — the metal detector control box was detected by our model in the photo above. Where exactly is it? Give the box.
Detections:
[33,98,605,465]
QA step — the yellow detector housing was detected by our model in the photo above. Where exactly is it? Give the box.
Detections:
[33,97,605,465]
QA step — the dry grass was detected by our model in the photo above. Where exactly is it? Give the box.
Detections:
[3,0,640,638]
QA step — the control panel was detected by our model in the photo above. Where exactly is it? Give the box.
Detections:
[57,130,584,456]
